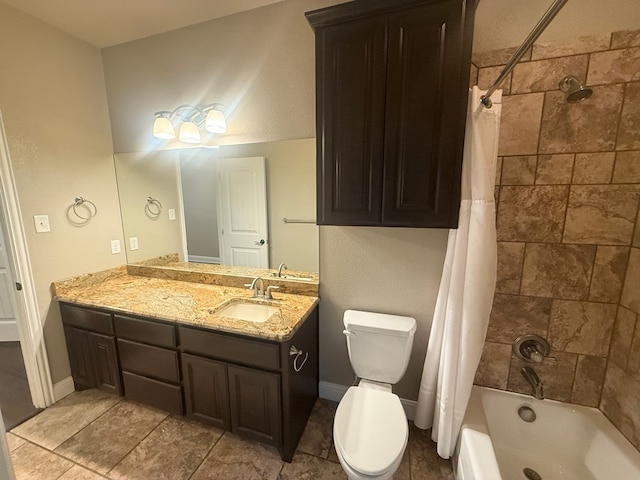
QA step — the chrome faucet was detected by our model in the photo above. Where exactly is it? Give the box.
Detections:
[521,367,544,400]
[277,263,288,277]
[246,277,265,298]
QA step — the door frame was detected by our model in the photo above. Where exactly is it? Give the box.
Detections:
[0,111,55,408]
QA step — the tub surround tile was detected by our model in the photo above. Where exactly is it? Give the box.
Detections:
[511,55,589,94]
[626,324,640,378]
[279,452,347,480]
[408,425,454,480]
[474,342,512,390]
[573,152,615,184]
[495,156,503,185]
[477,66,511,95]
[600,363,640,450]
[535,154,574,185]
[487,294,551,344]
[621,248,640,313]
[508,351,578,402]
[571,355,607,407]
[609,307,638,370]
[108,416,223,480]
[563,185,640,245]
[531,33,611,60]
[498,94,544,156]
[613,151,640,184]
[190,433,283,480]
[548,300,616,357]
[520,244,595,300]
[617,82,640,151]
[612,29,640,48]
[496,242,525,294]
[296,399,336,459]
[634,210,640,248]
[59,465,107,480]
[472,46,531,68]
[539,85,625,154]
[6,432,25,452]
[55,401,167,475]
[589,246,630,303]
[469,64,478,88]
[500,156,537,185]
[11,389,121,450]
[588,48,640,85]
[497,186,569,242]
[10,441,74,480]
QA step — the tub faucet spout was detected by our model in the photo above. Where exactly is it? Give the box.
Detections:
[521,367,544,400]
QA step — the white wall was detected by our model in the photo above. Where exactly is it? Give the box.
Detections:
[0,3,124,383]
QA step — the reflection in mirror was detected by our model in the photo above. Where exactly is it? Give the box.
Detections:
[114,138,319,273]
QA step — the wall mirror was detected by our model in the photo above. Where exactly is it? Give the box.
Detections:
[114,138,318,275]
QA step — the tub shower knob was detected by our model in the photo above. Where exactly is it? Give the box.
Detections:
[513,335,551,363]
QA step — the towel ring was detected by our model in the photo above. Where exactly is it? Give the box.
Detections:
[289,345,309,373]
[67,196,97,226]
[145,197,162,219]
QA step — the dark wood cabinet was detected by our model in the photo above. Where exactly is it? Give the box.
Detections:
[307,0,476,228]
[60,301,319,462]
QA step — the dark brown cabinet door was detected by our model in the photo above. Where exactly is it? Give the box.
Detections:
[182,354,231,430]
[90,333,122,396]
[228,365,281,447]
[315,14,387,225]
[64,326,95,389]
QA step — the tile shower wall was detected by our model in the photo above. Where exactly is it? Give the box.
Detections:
[472,28,640,449]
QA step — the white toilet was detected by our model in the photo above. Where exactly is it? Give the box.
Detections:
[333,309,417,480]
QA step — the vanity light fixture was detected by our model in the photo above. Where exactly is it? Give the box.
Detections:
[152,103,227,144]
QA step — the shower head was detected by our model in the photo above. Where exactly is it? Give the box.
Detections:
[559,76,593,103]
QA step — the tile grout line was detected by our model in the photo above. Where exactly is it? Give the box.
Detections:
[186,429,228,480]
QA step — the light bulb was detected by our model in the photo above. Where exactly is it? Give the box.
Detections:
[204,109,227,134]
[179,121,201,144]
[152,117,175,140]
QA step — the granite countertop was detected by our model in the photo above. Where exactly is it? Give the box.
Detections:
[53,268,319,341]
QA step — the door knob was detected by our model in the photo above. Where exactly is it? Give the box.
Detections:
[255,239,266,246]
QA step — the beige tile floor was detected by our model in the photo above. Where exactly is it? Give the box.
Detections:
[6,389,454,479]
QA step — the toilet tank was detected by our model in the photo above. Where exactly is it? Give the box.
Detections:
[343,310,417,384]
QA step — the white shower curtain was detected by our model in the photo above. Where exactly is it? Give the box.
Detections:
[413,86,502,459]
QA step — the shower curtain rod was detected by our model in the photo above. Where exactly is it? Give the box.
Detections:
[480,0,568,109]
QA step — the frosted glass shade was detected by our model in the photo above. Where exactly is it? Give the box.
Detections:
[205,109,227,134]
[153,117,175,140]
[179,121,201,143]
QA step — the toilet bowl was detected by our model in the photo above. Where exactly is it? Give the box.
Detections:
[333,384,408,479]
[334,310,416,480]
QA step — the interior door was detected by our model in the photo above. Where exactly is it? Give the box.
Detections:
[0,218,18,342]
[217,157,269,268]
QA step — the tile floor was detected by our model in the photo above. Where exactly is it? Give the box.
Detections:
[6,389,454,479]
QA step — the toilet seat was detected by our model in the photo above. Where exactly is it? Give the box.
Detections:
[333,386,408,477]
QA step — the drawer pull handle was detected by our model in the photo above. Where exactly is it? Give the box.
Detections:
[289,345,309,373]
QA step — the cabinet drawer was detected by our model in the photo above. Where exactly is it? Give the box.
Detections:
[60,303,113,335]
[114,314,176,348]
[179,327,280,371]
[118,339,180,383]
[122,371,183,415]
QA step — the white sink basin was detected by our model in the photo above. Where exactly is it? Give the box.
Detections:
[214,301,279,323]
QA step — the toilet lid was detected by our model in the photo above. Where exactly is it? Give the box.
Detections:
[333,387,408,476]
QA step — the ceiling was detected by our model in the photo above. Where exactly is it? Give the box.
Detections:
[1,0,640,51]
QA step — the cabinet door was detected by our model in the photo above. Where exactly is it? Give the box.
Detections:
[228,365,281,447]
[182,354,230,430]
[89,332,122,396]
[316,14,387,225]
[64,326,95,389]
[382,0,472,227]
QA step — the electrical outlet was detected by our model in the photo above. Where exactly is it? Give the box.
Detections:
[34,215,51,233]
[168,208,176,221]
[110,239,121,255]
[129,237,139,251]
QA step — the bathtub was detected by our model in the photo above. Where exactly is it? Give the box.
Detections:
[454,386,640,480]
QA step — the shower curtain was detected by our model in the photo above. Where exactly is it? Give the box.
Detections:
[413,86,502,459]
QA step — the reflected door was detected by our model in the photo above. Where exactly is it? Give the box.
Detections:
[218,157,269,268]
[0,216,18,342]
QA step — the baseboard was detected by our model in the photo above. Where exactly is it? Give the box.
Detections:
[53,376,75,402]
[319,381,417,421]
[187,255,220,264]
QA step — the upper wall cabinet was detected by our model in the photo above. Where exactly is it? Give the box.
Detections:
[306,0,476,228]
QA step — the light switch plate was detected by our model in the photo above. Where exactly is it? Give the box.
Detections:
[129,237,139,251]
[34,215,51,233]
[110,239,121,254]
[168,208,176,220]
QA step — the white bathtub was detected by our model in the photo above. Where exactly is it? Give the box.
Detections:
[454,386,640,480]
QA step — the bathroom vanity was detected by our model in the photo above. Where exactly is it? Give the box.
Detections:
[54,267,319,462]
